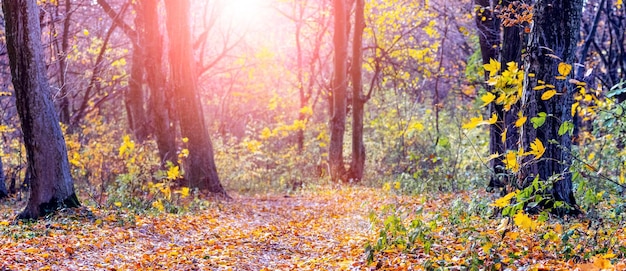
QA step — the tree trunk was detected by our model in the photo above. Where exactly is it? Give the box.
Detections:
[126,41,149,143]
[348,0,366,182]
[475,0,504,190]
[520,0,583,215]
[500,2,522,154]
[56,0,72,124]
[138,0,178,165]
[329,0,348,182]
[164,0,228,196]
[0,158,7,199]
[3,0,80,219]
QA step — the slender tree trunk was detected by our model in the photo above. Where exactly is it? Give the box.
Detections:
[164,0,228,196]
[348,0,366,182]
[57,0,71,124]
[139,1,177,165]
[329,0,348,182]
[0,158,7,199]
[3,0,80,219]
[294,2,306,153]
[520,0,583,215]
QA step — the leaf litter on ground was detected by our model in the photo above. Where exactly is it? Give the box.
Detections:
[0,187,625,270]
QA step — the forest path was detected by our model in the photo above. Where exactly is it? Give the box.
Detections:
[0,187,389,270]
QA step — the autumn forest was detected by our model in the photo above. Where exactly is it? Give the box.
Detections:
[1,0,626,269]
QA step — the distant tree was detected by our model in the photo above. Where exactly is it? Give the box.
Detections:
[164,0,228,195]
[0,158,7,199]
[275,0,332,153]
[98,0,177,162]
[519,0,583,215]
[3,0,80,219]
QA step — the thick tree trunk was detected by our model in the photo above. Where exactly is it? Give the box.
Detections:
[139,1,177,165]
[3,0,80,219]
[500,5,522,153]
[164,0,228,196]
[348,0,366,182]
[329,0,348,182]
[475,0,505,190]
[520,0,583,215]
[125,41,149,143]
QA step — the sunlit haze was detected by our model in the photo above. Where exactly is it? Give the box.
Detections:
[221,0,270,28]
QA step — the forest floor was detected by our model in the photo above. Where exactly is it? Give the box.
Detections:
[1,186,626,270]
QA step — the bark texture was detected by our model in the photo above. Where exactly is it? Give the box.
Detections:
[126,41,149,143]
[139,0,177,165]
[475,0,504,189]
[164,0,228,196]
[329,0,348,182]
[3,0,80,219]
[348,0,366,182]
[520,0,583,215]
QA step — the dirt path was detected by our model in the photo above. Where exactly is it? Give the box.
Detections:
[0,187,382,270]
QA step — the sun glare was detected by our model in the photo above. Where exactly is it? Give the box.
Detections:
[222,0,268,27]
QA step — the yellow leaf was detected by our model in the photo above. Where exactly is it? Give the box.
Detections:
[558,62,572,77]
[541,90,557,100]
[492,190,518,207]
[506,231,520,240]
[515,114,527,128]
[572,102,579,117]
[482,242,493,254]
[603,252,616,259]
[152,200,165,212]
[462,113,497,129]
[554,223,563,234]
[529,138,545,159]
[167,166,181,180]
[462,116,483,129]
[83,29,89,36]
[486,113,497,124]
[533,85,547,91]
[114,202,122,207]
[24,247,38,254]
[394,181,401,190]
[407,121,425,133]
[513,211,536,231]
[484,58,501,75]
[182,137,189,143]
[299,106,313,116]
[593,255,613,269]
[503,151,519,172]
[177,187,190,198]
[0,221,9,226]
[480,92,496,107]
